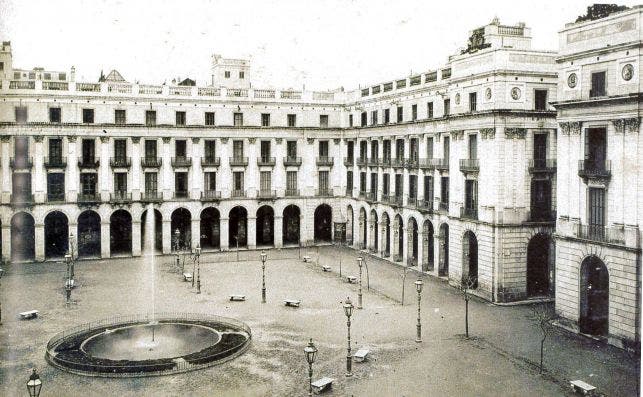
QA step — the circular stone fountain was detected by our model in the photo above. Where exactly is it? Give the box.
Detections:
[45,313,251,377]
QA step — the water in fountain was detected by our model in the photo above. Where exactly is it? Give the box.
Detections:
[144,204,156,323]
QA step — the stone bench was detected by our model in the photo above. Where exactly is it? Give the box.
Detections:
[19,310,39,320]
[347,276,357,284]
[183,273,193,282]
[302,255,312,263]
[570,380,596,396]
[311,377,334,394]
[229,294,246,302]
[284,299,301,307]
[322,265,331,272]
[353,348,370,363]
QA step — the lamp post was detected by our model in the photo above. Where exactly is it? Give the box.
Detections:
[415,278,424,343]
[235,235,240,262]
[26,368,42,397]
[343,297,354,377]
[304,338,318,397]
[357,256,363,309]
[195,245,201,294]
[191,247,197,288]
[0,266,4,324]
[68,232,75,280]
[174,228,181,270]
[260,250,267,303]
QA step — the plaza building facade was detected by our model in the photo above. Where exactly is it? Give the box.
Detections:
[0,9,639,349]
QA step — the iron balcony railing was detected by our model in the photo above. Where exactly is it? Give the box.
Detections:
[406,196,418,206]
[343,157,354,166]
[47,192,65,202]
[578,160,611,179]
[438,201,449,212]
[356,157,367,167]
[528,159,556,173]
[229,157,249,167]
[392,158,405,168]
[110,191,132,203]
[529,208,556,222]
[419,158,436,170]
[315,188,333,197]
[577,224,625,245]
[460,206,478,220]
[368,158,380,167]
[405,158,419,169]
[171,157,192,167]
[78,193,101,203]
[44,156,67,169]
[416,199,433,212]
[344,187,353,197]
[459,159,480,173]
[380,194,391,203]
[141,157,162,168]
[283,156,302,166]
[366,191,377,202]
[141,191,163,202]
[78,159,100,169]
[200,190,221,201]
[434,158,449,171]
[392,195,403,206]
[380,158,391,167]
[285,189,300,197]
[10,157,33,169]
[257,157,276,166]
[174,191,189,199]
[109,157,131,168]
[358,190,366,198]
[257,189,276,199]
[231,189,246,198]
[10,193,33,204]
[316,157,334,166]
[201,157,221,167]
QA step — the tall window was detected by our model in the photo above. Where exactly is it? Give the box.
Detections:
[410,138,418,161]
[585,128,607,171]
[233,112,243,126]
[361,112,367,127]
[440,177,449,206]
[81,139,95,163]
[424,175,433,203]
[233,172,244,191]
[14,136,29,164]
[370,172,378,195]
[80,173,97,195]
[319,115,329,127]
[15,106,28,123]
[588,188,605,236]
[411,104,417,121]
[468,134,477,160]
[409,175,417,199]
[395,174,403,198]
[383,140,391,161]
[287,114,296,127]
[383,174,390,195]
[396,106,403,123]
[318,140,329,157]
[370,140,379,160]
[145,172,157,193]
[395,139,405,160]
[114,139,127,162]
[531,179,551,221]
[359,141,367,161]
[145,110,156,126]
[465,180,478,212]
[318,170,329,191]
[426,137,433,159]
[349,114,353,127]
[260,141,271,161]
[347,141,354,161]
[82,109,94,123]
[48,138,63,162]
[346,171,353,191]
[534,134,547,167]
[469,92,477,112]
[371,110,378,125]
[443,136,450,162]
[204,140,216,160]
[287,171,298,192]
[443,99,450,116]
[114,173,127,193]
[49,107,61,123]
[204,172,217,191]
[287,141,297,158]
[205,112,215,126]
[175,140,187,159]
[145,140,157,160]
[175,111,186,126]
[534,90,548,111]
[261,113,270,127]
[384,108,390,124]
[359,172,366,192]
[427,102,434,119]
[47,173,65,201]
[115,109,126,124]
[590,71,606,97]
[175,172,188,197]
[260,171,272,192]
[233,140,244,159]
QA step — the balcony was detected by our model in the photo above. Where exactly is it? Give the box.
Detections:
[356,157,367,167]
[171,157,192,168]
[10,194,33,205]
[231,189,247,198]
[44,156,67,169]
[528,208,556,223]
[577,224,625,245]
[141,157,162,168]
[368,158,380,167]
[459,159,479,173]
[110,191,132,203]
[434,158,449,171]
[109,157,131,168]
[358,190,366,199]
[315,188,333,197]
[366,191,377,202]
[9,157,33,169]
[392,158,405,168]
[391,195,403,206]
[419,158,435,170]
[405,158,419,169]
[200,190,221,201]
[528,159,556,174]
[78,159,100,169]
[343,157,354,167]
[380,194,392,204]
[257,157,276,167]
[578,160,611,180]
[438,201,449,212]
[380,158,391,168]
[316,156,334,167]
[229,157,249,167]
[47,192,65,203]
[460,206,478,220]
[141,191,163,202]
[416,199,433,212]
[283,156,302,166]
[285,189,300,197]
[174,191,190,199]
[201,157,221,167]
[257,189,277,199]
[78,193,101,203]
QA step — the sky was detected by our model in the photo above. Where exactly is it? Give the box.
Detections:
[0,0,639,90]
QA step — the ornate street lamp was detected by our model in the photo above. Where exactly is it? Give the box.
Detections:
[304,338,318,397]
[415,278,424,343]
[343,297,354,377]
[195,245,202,294]
[174,228,181,269]
[26,368,42,397]
[0,266,4,324]
[260,250,267,303]
[357,256,363,309]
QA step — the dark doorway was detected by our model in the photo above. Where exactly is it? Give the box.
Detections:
[395,215,403,261]
[171,208,192,250]
[11,212,35,261]
[423,221,434,271]
[463,231,478,288]
[45,211,69,259]
[580,256,609,336]
[314,204,332,242]
[439,223,449,276]
[256,205,274,246]
[283,205,300,245]
[229,206,248,247]
[78,210,101,258]
[370,210,378,251]
[200,207,220,249]
[527,234,551,297]
[346,205,354,245]
[409,218,418,265]
[141,209,162,252]
[360,208,367,249]
[110,210,132,255]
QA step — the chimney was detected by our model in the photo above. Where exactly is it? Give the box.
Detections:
[70,66,76,82]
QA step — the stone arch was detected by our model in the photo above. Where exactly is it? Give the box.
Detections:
[438,223,449,276]
[229,206,248,247]
[282,204,300,246]
[527,233,553,297]
[77,210,101,258]
[171,208,192,251]
[313,204,332,242]
[579,255,609,337]
[462,230,478,288]
[45,210,69,259]
[11,212,35,262]
[200,207,220,249]
[256,205,275,247]
[110,209,132,256]
[422,219,435,271]
[369,209,378,252]
[394,214,404,261]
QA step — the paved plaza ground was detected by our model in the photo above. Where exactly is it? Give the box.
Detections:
[0,246,639,396]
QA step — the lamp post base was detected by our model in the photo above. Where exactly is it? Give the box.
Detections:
[262,288,266,303]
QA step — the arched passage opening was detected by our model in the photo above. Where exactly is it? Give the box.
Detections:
[382,213,390,257]
[45,211,69,259]
[256,205,274,247]
[229,206,248,248]
[394,215,403,262]
[171,208,192,251]
[527,233,552,297]
[439,223,449,277]
[408,218,418,266]
[580,256,609,337]
[110,210,132,255]
[78,210,101,258]
[314,204,332,242]
[346,205,354,245]
[200,207,220,249]
[11,212,35,261]
[463,231,478,289]
[422,220,434,271]
[370,210,378,252]
[141,209,162,252]
[359,207,367,249]
[283,205,300,246]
